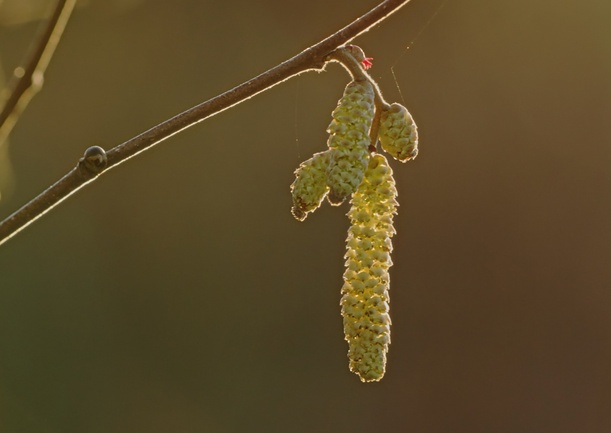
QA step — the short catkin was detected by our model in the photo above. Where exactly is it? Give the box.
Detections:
[326,79,375,205]
[341,153,398,382]
[378,103,418,162]
[290,151,330,221]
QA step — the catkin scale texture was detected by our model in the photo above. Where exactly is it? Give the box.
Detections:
[290,151,330,221]
[326,80,375,204]
[379,103,418,162]
[341,154,397,382]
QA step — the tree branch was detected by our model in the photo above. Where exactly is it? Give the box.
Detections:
[0,0,412,247]
[0,0,77,145]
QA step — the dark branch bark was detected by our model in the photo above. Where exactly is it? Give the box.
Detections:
[0,0,77,145]
[0,0,412,247]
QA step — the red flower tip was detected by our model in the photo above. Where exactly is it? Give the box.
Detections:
[361,57,374,70]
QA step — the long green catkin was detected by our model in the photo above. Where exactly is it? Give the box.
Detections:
[341,153,398,382]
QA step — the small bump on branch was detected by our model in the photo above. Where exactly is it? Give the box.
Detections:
[78,146,108,177]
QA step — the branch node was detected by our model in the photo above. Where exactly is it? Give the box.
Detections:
[78,145,108,177]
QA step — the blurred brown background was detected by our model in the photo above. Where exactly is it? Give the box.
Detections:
[1,0,610,431]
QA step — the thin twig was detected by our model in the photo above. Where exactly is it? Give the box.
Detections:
[0,0,77,145]
[0,0,412,247]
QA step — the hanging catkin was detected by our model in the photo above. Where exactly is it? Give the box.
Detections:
[288,45,419,382]
[378,102,418,162]
[341,153,398,382]
[290,151,330,221]
[326,79,375,205]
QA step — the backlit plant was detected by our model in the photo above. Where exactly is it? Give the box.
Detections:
[0,0,419,384]
[290,45,418,382]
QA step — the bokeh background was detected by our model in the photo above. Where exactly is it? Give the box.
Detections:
[1,0,610,431]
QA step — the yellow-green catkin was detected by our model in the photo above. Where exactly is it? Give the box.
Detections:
[326,79,375,205]
[290,151,330,221]
[341,153,398,382]
[379,103,418,162]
